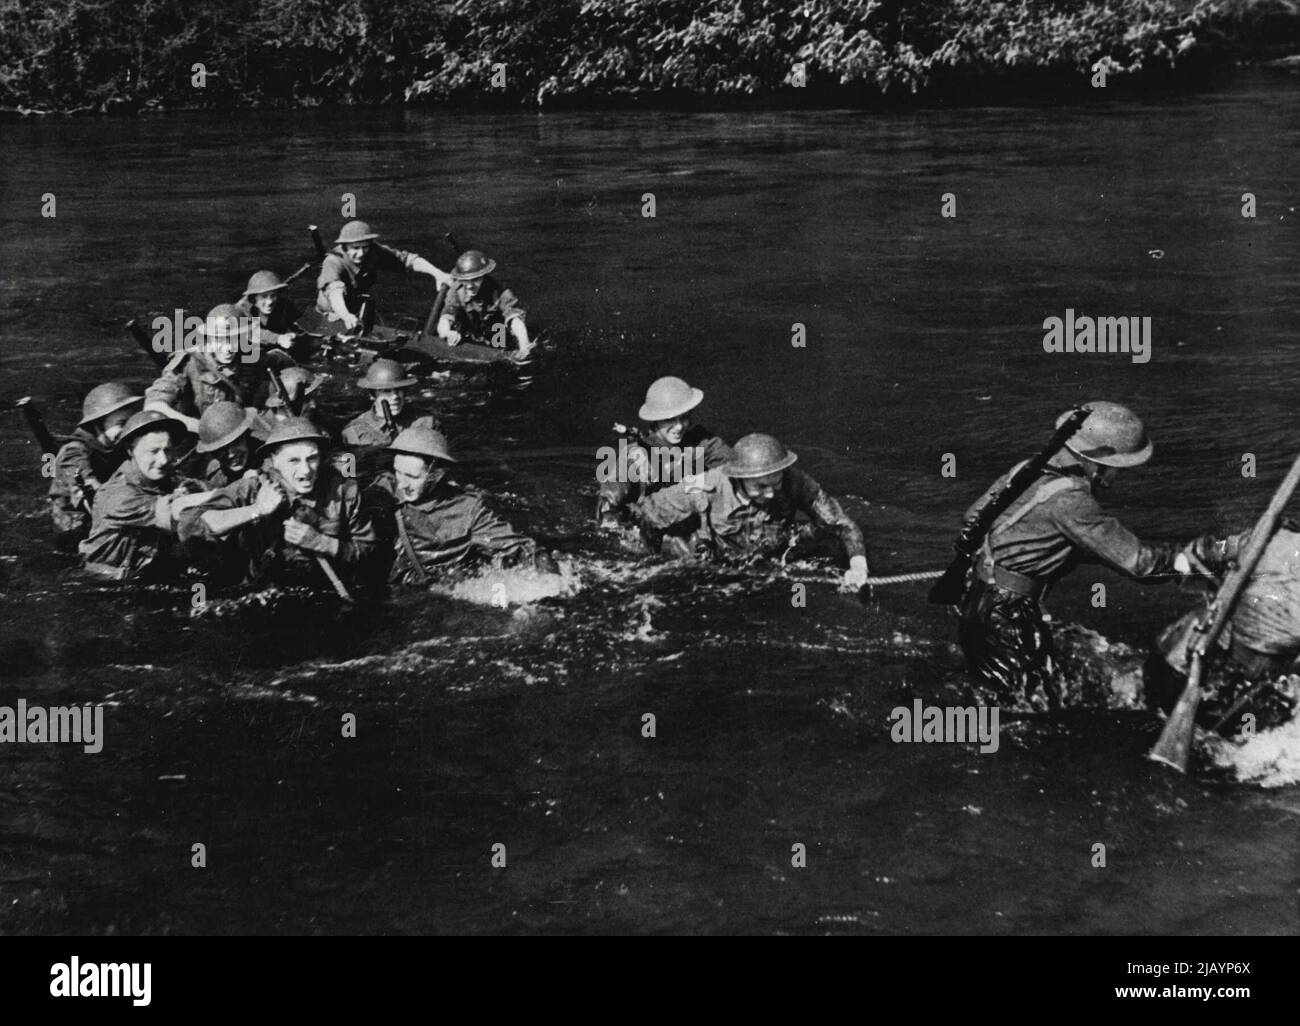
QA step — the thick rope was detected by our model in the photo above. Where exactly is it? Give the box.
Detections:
[864,569,945,586]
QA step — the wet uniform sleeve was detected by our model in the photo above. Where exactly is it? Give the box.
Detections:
[144,359,187,407]
[176,477,258,543]
[1047,490,1175,578]
[467,496,533,561]
[374,243,417,274]
[100,481,167,533]
[316,253,347,294]
[786,468,867,561]
[634,478,711,530]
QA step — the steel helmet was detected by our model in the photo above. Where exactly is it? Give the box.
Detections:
[117,410,187,450]
[243,270,288,297]
[203,303,251,341]
[195,401,257,454]
[256,416,330,458]
[79,382,142,426]
[639,376,704,422]
[265,367,324,408]
[452,250,496,281]
[389,423,457,464]
[356,358,417,390]
[722,433,798,478]
[1057,401,1153,468]
[335,220,379,246]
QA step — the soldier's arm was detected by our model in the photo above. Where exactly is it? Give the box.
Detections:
[1049,491,1177,578]
[784,469,866,559]
[143,363,201,434]
[467,497,534,562]
[632,477,710,531]
[181,477,274,539]
[379,243,452,289]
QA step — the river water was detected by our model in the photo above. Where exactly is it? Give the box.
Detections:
[1,72,1298,934]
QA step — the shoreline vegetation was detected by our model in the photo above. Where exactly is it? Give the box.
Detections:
[2,0,1300,116]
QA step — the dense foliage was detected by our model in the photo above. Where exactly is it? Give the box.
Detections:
[2,0,1297,111]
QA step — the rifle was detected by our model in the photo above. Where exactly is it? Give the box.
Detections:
[127,318,169,368]
[309,224,326,259]
[275,485,354,604]
[17,396,59,455]
[927,406,1091,606]
[267,367,305,419]
[17,397,93,513]
[1149,447,1300,771]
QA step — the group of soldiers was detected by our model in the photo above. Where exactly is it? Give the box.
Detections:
[955,401,1299,734]
[35,220,1299,738]
[49,220,545,593]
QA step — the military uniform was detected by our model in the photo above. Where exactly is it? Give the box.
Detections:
[958,465,1178,702]
[315,243,421,317]
[1145,527,1300,732]
[633,465,866,564]
[79,462,186,581]
[49,428,124,541]
[178,465,375,589]
[145,351,268,419]
[364,474,534,585]
[442,276,525,342]
[598,425,732,514]
[235,294,302,336]
[341,409,438,449]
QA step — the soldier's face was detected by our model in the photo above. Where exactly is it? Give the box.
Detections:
[394,453,444,501]
[210,334,239,366]
[373,389,404,417]
[738,471,782,506]
[272,441,321,495]
[344,242,370,263]
[221,436,249,473]
[131,431,173,481]
[251,292,278,316]
[100,408,134,445]
[656,414,691,445]
[457,278,483,301]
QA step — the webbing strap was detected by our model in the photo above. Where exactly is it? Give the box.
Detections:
[395,507,430,585]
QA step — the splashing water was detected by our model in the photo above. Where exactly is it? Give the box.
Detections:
[439,560,584,606]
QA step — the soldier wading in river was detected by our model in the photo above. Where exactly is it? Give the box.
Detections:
[957,401,1200,707]
[630,432,869,590]
[364,424,553,585]
[315,220,451,332]
[179,418,375,590]
[596,375,731,532]
[49,382,142,546]
[80,411,214,582]
[1146,525,1300,734]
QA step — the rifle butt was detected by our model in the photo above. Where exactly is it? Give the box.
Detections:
[1148,654,1205,772]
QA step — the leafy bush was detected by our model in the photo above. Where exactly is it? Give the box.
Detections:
[0,0,1293,111]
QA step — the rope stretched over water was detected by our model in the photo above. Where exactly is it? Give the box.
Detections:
[864,569,946,586]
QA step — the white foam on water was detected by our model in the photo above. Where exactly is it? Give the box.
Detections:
[1205,720,1300,787]
[443,561,583,606]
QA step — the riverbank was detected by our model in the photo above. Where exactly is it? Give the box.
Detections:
[3,0,1300,116]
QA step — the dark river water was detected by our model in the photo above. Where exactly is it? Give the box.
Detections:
[1,73,1299,934]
